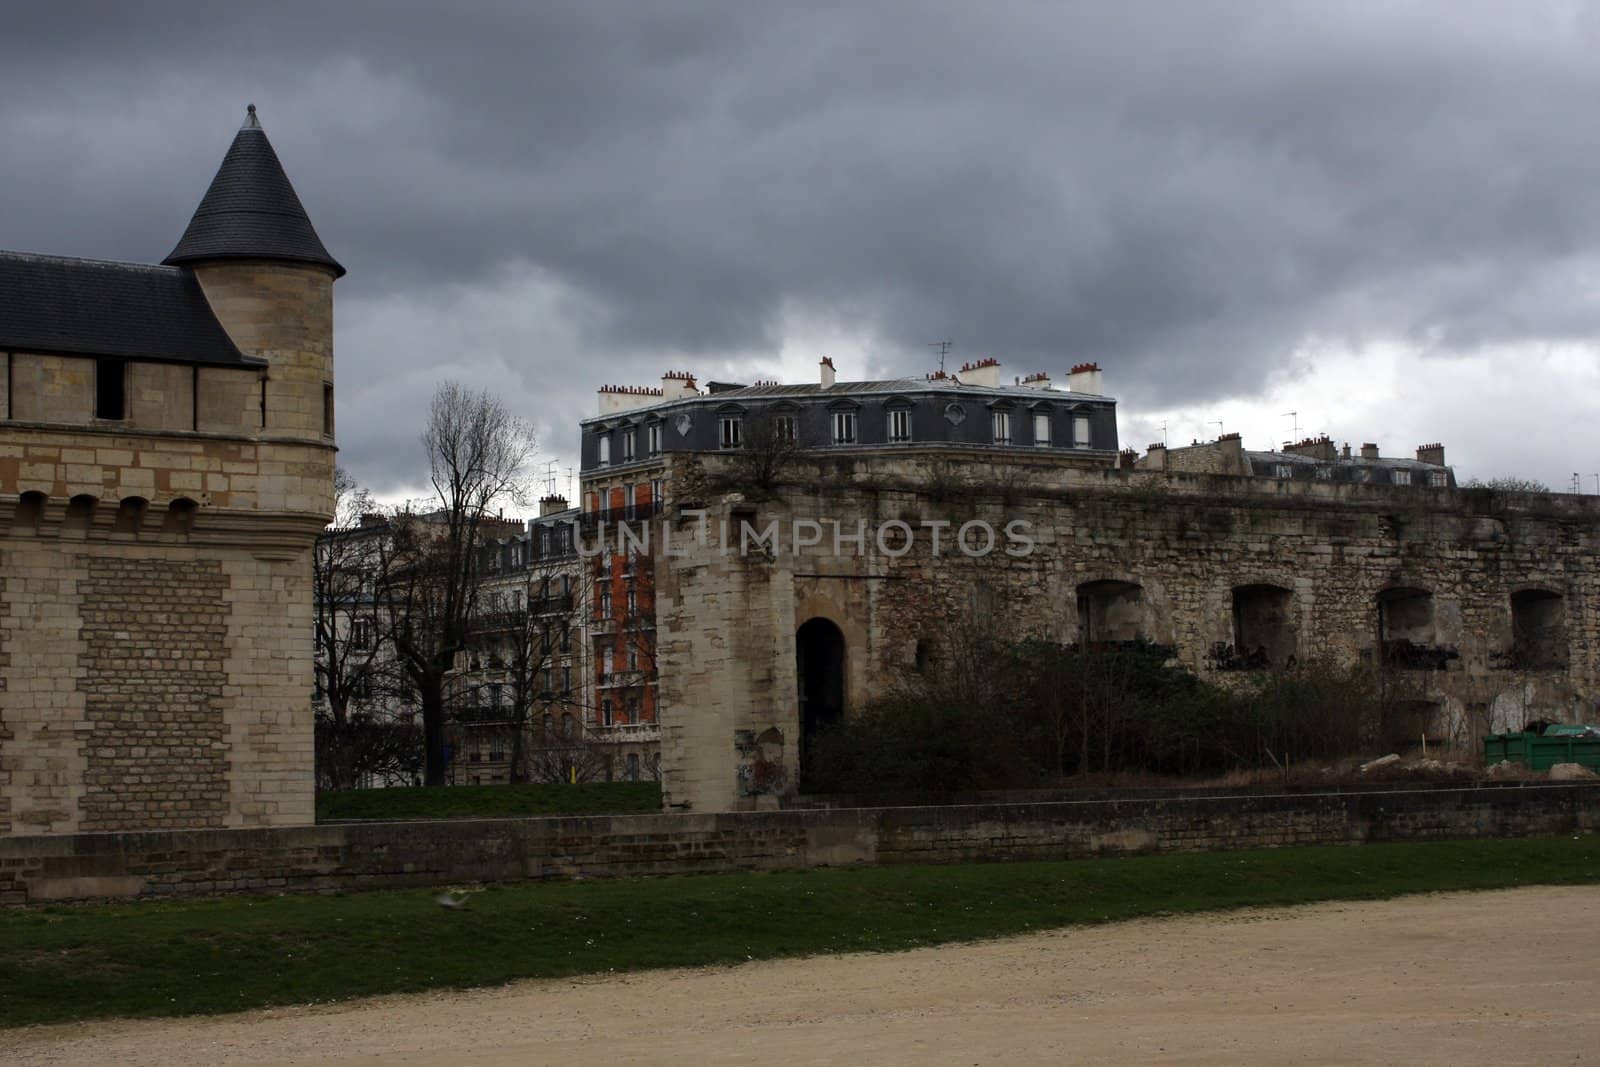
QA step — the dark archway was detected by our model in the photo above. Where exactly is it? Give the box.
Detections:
[796,617,846,772]
[1232,584,1295,668]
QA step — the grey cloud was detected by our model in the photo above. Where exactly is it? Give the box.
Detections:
[4,1,1600,491]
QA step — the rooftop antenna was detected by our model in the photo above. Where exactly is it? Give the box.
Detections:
[564,467,575,500]
[1573,472,1583,494]
[1160,420,1168,447]
[544,460,558,496]
[1211,420,1224,439]
[928,340,953,375]
[1282,411,1299,441]
[1593,474,1599,495]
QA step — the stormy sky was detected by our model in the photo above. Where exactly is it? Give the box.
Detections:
[5,1,1599,503]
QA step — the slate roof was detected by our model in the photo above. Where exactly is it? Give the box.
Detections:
[704,378,1112,402]
[164,106,344,277]
[0,251,257,366]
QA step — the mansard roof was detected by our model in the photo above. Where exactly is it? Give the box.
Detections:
[0,251,256,366]
[164,105,344,278]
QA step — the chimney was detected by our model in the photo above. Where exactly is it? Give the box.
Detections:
[1020,371,1052,391]
[1284,435,1337,462]
[1360,442,1380,460]
[1067,361,1103,395]
[660,370,699,401]
[1140,442,1167,471]
[1342,442,1352,459]
[819,356,836,389]
[597,383,665,415]
[1416,443,1446,466]
[539,494,569,517]
[958,357,1002,388]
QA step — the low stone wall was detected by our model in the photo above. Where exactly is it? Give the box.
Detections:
[3,782,1596,906]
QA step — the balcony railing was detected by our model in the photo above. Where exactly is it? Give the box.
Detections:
[595,722,661,741]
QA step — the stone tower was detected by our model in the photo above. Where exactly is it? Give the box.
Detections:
[0,106,342,835]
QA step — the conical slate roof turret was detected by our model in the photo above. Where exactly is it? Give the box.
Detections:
[164,104,345,277]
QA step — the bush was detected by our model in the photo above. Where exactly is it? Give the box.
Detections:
[805,637,1404,795]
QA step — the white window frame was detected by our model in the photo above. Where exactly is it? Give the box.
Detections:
[773,414,798,443]
[719,415,743,449]
[1033,412,1051,446]
[888,408,912,443]
[992,410,1012,445]
[646,422,662,455]
[598,434,611,466]
[832,410,857,445]
[1073,415,1091,448]
[1392,469,1412,486]
[1275,464,1294,479]
[622,429,635,462]
[1428,471,1448,488]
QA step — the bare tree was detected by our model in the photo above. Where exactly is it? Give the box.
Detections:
[456,543,590,783]
[377,384,537,785]
[721,414,802,498]
[312,468,387,789]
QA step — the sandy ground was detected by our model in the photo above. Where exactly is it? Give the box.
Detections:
[11,885,1600,1066]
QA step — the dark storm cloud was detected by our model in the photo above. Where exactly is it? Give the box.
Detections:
[4,1,1599,492]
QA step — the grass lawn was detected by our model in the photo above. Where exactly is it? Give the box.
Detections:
[4,834,1599,1028]
[314,781,661,821]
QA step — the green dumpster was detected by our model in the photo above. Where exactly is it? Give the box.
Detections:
[1484,728,1600,771]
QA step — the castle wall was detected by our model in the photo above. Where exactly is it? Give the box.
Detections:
[0,521,317,834]
[9,354,94,425]
[2,264,334,835]
[655,453,1600,811]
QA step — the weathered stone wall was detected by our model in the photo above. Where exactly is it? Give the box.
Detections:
[1,783,1595,906]
[656,452,1600,811]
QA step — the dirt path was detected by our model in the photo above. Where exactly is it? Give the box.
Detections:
[12,885,1600,1066]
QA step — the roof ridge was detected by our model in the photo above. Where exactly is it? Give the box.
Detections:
[0,249,179,273]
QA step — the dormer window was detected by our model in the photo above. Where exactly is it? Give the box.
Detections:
[832,410,857,444]
[1073,414,1091,448]
[888,408,912,443]
[621,426,636,462]
[991,410,1012,445]
[719,415,743,449]
[598,433,611,465]
[1392,469,1412,486]
[1032,412,1051,446]
[646,422,662,455]
[1275,464,1294,479]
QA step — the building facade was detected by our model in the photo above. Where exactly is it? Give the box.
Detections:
[571,356,1597,812]
[0,106,340,832]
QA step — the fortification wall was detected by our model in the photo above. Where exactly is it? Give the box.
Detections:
[0,513,321,835]
[2,783,1595,906]
[655,453,1600,811]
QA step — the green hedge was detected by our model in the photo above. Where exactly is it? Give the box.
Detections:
[316,781,661,821]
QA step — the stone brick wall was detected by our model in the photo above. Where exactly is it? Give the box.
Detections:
[0,561,10,836]
[656,452,1600,811]
[1,783,1595,906]
[0,532,317,834]
[77,557,229,830]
